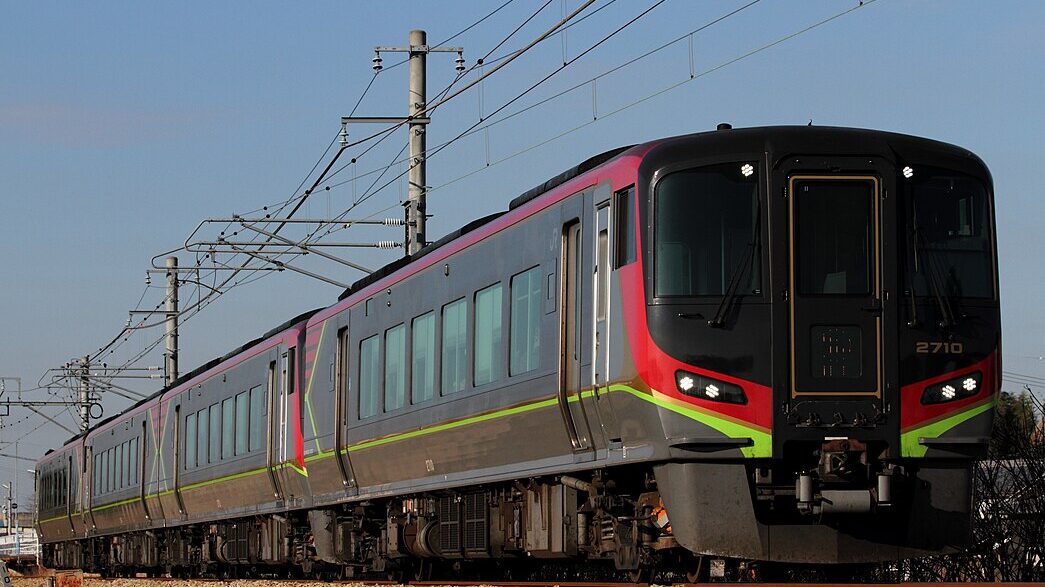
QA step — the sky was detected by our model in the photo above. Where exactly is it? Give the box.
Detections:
[1,0,1043,503]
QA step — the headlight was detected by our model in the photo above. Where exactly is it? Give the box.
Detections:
[675,370,747,405]
[921,371,982,405]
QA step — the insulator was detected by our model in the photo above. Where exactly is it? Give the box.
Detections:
[372,52,383,72]
[455,52,466,73]
[375,241,401,249]
[382,218,405,226]
[339,123,349,147]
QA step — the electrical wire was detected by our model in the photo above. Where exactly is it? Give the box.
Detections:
[349,0,671,210]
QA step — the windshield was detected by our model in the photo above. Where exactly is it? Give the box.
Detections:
[905,168,994,299]
[654,162,761,297]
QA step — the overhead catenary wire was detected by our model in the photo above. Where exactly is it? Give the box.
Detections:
[349,0,673,211]
[318,0,761,196]
[426,0,878,193]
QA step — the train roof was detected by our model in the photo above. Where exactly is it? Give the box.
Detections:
[638,124,987,173]
[336,144,636,303]
[48,308,322,454]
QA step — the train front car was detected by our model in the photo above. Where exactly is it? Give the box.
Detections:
[629,126,999,564]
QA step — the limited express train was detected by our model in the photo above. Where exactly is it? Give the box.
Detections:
[36,125,999,578]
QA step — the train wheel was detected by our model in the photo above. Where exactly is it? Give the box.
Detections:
[627,565,651,584]
[684,555,708,583]
[413,559,433,581]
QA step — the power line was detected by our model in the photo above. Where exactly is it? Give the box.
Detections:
[349,0,672,211]
[427,0,878,193]
[319,0,759,197]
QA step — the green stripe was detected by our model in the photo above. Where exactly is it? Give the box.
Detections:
[610,385,772,458]
[45,384,771,525]
[347,396,563,453]
[900,399,995,457]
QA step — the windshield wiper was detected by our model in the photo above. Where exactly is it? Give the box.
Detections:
[709,202,761,328]
[913,225,956,328]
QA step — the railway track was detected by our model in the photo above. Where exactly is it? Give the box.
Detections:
[38,577,1021,587]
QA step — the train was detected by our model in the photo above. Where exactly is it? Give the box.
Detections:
[35,125,1000,579]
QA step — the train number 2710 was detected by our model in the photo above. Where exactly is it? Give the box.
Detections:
[915,341,964,354]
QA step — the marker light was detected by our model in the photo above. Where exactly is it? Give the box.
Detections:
[741,163,755,177]
[902,166,914,179]
[921,372,983,405]
[675,370,747,404]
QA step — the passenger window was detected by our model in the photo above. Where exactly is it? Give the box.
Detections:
[614,185,637,268]
[474,283,504,386]
[235,391,249,455]
[130,437,138,484]
[222,397,235,459]
[249,385,264,452]
[597,228,609,321]
[441,299,468,395]
[510,267,542,375]
[116,444,123,489]
[411,312,436,404]
[122,441,130,487]
[197,409,208,466]
[384,324,407,412]
[185,413,196,469]
[208,403,221,463]
[359,335,381,418]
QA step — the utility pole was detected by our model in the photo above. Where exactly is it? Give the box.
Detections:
[165,255,179,386]
[343,30,464,255]
[79,356,90,433]
[406,29,428,256]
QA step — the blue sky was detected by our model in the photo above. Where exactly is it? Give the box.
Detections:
[1,1,1043,501]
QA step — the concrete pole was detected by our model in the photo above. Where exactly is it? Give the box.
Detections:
[165,256,179,386]
[79,356,90,433]
[407,29,427,255]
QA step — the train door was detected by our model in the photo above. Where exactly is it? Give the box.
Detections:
[787,175,884,402]
[266,356,285,501]
[277,347,301,499]
[589,190,617,446]
[82,444,94,530]
[333,327,357,488]
[559,197,597,461]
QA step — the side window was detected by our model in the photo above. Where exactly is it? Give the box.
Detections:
[441,299,467,394]
[107,448,115,493]
[208,403,221,463]
[130,437,138,484]
[249,385,265,452]
[474,282,504,386]
[197,409,209,466]
[115,444,123,489]
[285,349,297,395]
[510,266,542,376]
[185,413,197,469]
[359,335,381,418]
[384,324,406,412]
[122,441,130,487]
[411,312,436,404]
[614,185,637,268]
[222,397,235,459]
[235,391,249,455]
